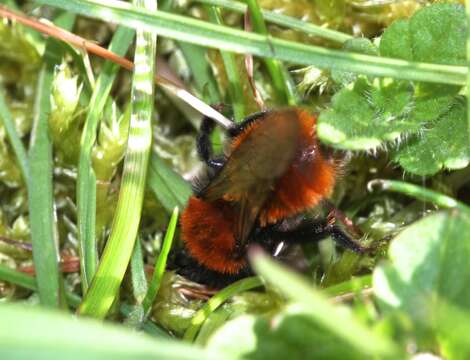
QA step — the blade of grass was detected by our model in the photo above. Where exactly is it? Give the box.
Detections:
[130,238,148,304]
[244,0,296,105]
[0,264,168,337]
[77,26,135,294]
[124,239,147,327]
[78,0,157,318]
[28,12,75,308]
[36,0,467,86]
[179,43,221,104]
[206,5,245,121]
[0,0,18,8]
[368,179,470,213]
[0,303,213,360]
[467,0,470,147]
[0,263,36,290]
[183,276,263,342]
[0,263,82,307]
[323,274,372,297]
[193,0,353,43]
[0,0,46,54]
[0,87,29,181]
[147,153,191,212]
[250,251,398,357]
[142,207,178,314]
[0,6,232,129]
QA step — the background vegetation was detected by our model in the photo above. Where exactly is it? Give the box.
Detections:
[0,0,468,359]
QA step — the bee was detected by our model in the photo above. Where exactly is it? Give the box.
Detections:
[178,108,366,287]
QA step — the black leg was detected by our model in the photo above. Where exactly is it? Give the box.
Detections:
[198,111,268,169]
[197,116,226,169]
[324,223,368,253]
[227,110,267,138]
[255,216,368,254]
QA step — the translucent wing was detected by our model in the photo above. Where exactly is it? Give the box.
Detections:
[203,109,301,245]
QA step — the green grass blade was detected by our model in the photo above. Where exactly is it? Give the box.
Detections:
[0,263,82,307]
[142,207,178,314]
[147,153,191,212]
[0,303,214,360]
[467,0,470,146]
[251,252,398,357]
[141,321,172,338]
[193,0,352,43]
[125,239,148,327]
[0,264,165,333]
[245,0,296,105]
[0,88,29,181]
[36,0,466,85]
[368,179,470,212]
[184,276,263,342]
[159,0,217,109]
[77,26,135,294]
[0,263,36,290]
[179,43,221,104]
[130,238,148,304]
[78,0,157,318]
[323,274,372,297]
[206,5,245,121]
[28,12,75,308]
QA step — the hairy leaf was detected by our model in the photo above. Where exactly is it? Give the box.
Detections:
[380,3,466,95]
[318,78,414,150]
[331,38,378,86]
[318,3,466,160]
[394,101,470,175]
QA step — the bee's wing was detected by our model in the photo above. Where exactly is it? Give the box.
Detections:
[203,109,301,244]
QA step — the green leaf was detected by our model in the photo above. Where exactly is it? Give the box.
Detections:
[142,207,178,314]
[368,179,470,212]
[244,0,297,105]
[331,38,378,86]
[373,210,470,315]
[130,239,148,305]
[380,3,466,95]
[381,4,466,66]
[77,26,135,293]
[0,303,213,360]
[184,277,263,342]
[379,20,412,61]
[0,88,29,181]
[0,263,36,291]
[193,0,353,44]
[373,210,470,353]
[178,43,221,104]
[432,302,470,360]
[27,12,75,308]
[194,291,282,346]
[35,0,467,86]
[394,101,470,175]
[205,5,246,121]
[251,253,399,358]
[78,0,157,319]
[147,153,192,213]
[409,4,466,66]
[207,306,368,360]
[319,3,467,152]
[318,78,415,150]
